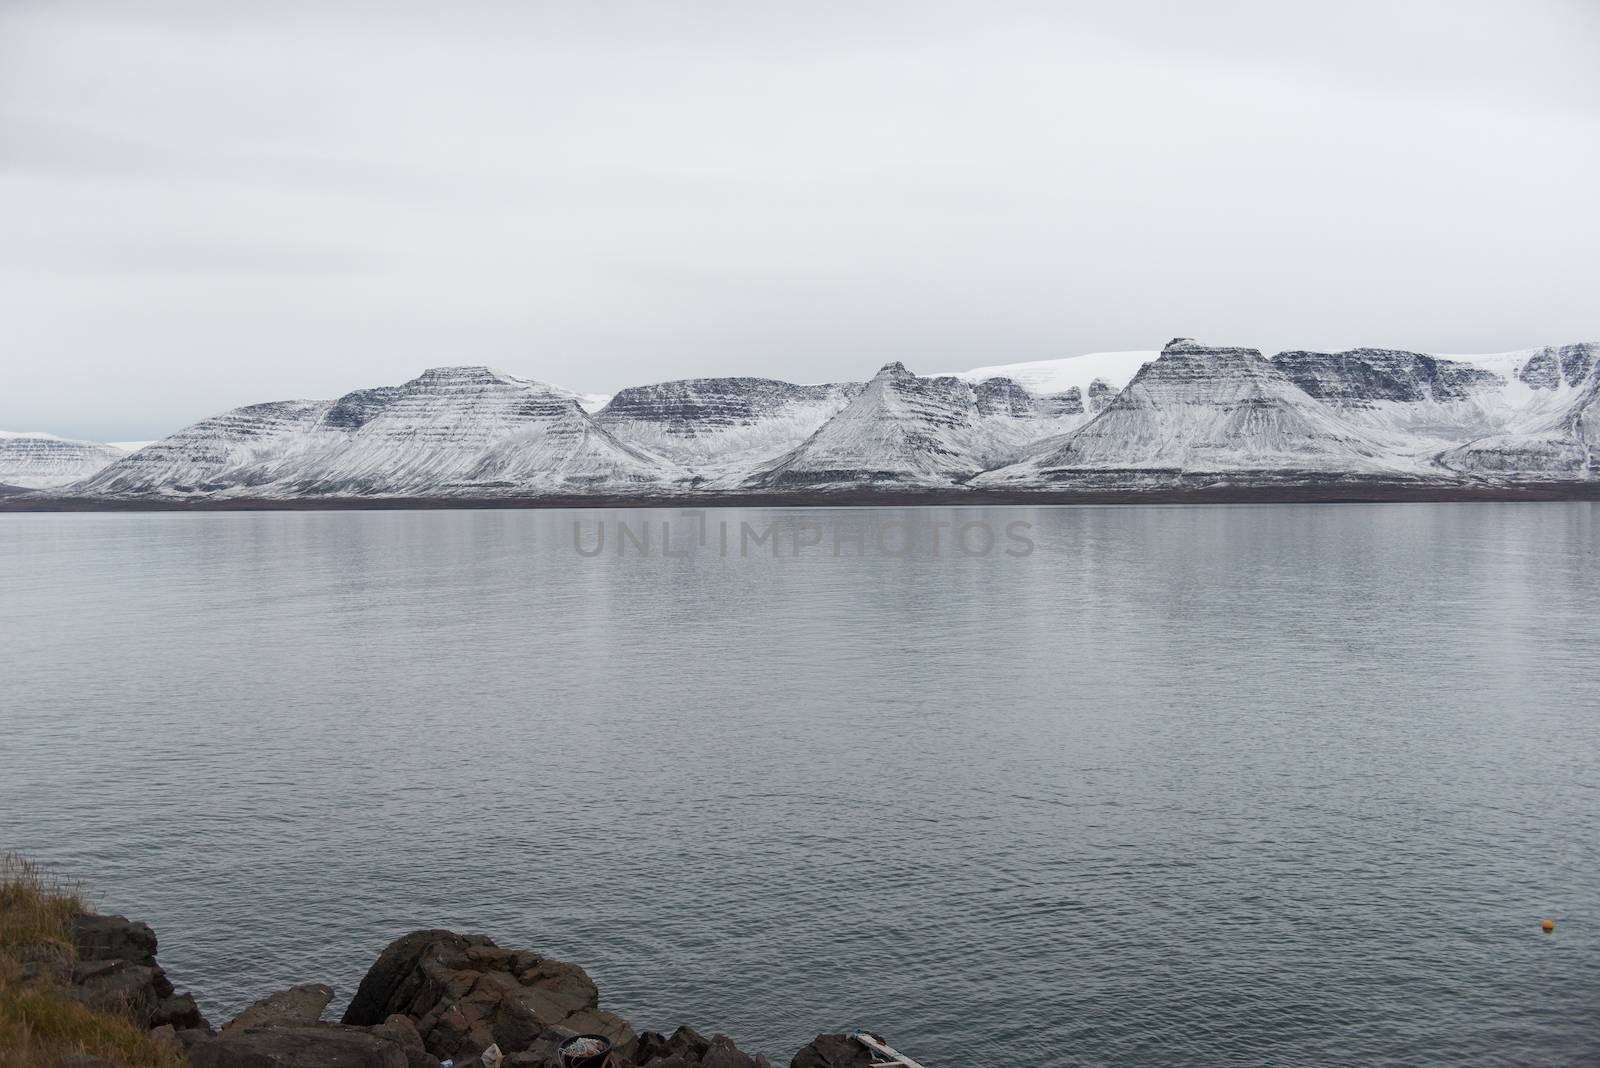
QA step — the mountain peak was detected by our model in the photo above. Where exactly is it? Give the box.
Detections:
[414,365,509,383]
[872,361,914,380]
[1161,338,1263,359]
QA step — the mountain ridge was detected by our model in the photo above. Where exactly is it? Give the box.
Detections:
[13,339,1600,503]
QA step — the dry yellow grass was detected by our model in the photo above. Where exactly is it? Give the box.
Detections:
[0,853,182,1068]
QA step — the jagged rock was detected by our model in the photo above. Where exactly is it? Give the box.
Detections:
[341,930,633,1063]
[225,982,336,1031]
[370,1013,428,1052]
[176,1027,216,1050]
[1087,378,1121,412]
[342,930,486,1026]
[368,1015,445,1068]
[71,913,158,966]
[149,1024,185,1059]
[1273,348,1501,405]
[71,958,163,1023]
[152,990,206,1029]
[1518,342,1600,390]
[700,1034,764,1068]
[635,1025,711,1064]
[629,1027,769,1068]
[188,1023,426,1068]
[789,1034,876,1068]
[66,911,210,1032]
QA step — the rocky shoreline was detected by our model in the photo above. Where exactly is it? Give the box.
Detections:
[49,911,885,1068]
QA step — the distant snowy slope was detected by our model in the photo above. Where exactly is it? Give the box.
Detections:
[0,431,128,489]
[77,367,681,498]
[941,351,1155,403]
[76,401,333,496]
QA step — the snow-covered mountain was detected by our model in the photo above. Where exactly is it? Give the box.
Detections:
[0,431,129,489]
[79,367,680,498]
[974,339,1415,489]
[746,362,1087,488]
[1435,343,1600,478]
[594,377,863,478]
[17,340,1600,503]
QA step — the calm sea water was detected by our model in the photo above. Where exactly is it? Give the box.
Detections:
[2,504,1596,1066]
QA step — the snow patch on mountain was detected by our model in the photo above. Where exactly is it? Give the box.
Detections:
[940,351,1155,401]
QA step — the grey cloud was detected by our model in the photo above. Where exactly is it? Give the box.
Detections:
[1,0,1596,442]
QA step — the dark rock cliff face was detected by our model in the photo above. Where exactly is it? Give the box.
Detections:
[1518,342,1600,390]
[594,377,864,470]
[971,376,1040,417]
[1087,378,1121,412]
[598,379,862,437]
[68,912,210,1035]
[1037,386,1086,417]
[1273,349,1502,405]
[319,385,408,431]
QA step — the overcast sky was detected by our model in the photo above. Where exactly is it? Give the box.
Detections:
[3,1,1597,441]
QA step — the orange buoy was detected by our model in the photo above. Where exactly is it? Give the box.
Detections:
[1542,919,1555,933]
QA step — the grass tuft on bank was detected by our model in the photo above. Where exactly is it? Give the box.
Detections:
[0,853,181,1068]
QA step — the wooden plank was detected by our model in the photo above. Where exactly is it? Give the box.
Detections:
[851,1032,929,1068]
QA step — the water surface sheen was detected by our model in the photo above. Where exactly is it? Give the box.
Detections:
[2,504,1596,1066]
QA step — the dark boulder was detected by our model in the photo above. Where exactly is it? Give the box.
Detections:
[152,990,207,1029]
[635,1025,711,1064]
[341,930,633,1062]
[790,1034,877,1068]
[225,982,336,1031]
[71,912,158,965]
[188,1022,433,1068]
[66,911,211,1032]
[701,1034,764,1068]
[343,930,490,1026]
[630,1026,769,1068]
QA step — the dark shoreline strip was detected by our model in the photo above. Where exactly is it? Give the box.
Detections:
[3,481,1600,512]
